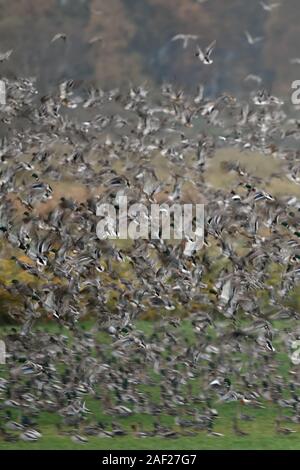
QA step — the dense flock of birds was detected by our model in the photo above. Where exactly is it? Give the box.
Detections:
[1,9,300,443]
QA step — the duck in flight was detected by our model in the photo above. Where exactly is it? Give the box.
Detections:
[195,40,216,65]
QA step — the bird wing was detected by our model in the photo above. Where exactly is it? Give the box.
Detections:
[245,31,252,43]
[206,40,216,56]
[51,33,66,43]
[196,46,205,61]
[171,34,184,42]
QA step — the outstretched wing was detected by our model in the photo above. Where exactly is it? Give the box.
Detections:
[205,40,216,57]
[196,46,205,61]
[171,34,184,42]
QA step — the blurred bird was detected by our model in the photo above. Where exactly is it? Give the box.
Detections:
[245,31,263,45]
[195,40,216,64]
[88,35,103,45]
[51,33,67,43]
[171,34,198,49]
[260,1,281,12]
[0,49,13,62]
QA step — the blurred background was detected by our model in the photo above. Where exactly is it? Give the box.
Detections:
[0,0,298,98]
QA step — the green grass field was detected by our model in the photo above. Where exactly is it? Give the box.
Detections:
[0,402,299,450]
